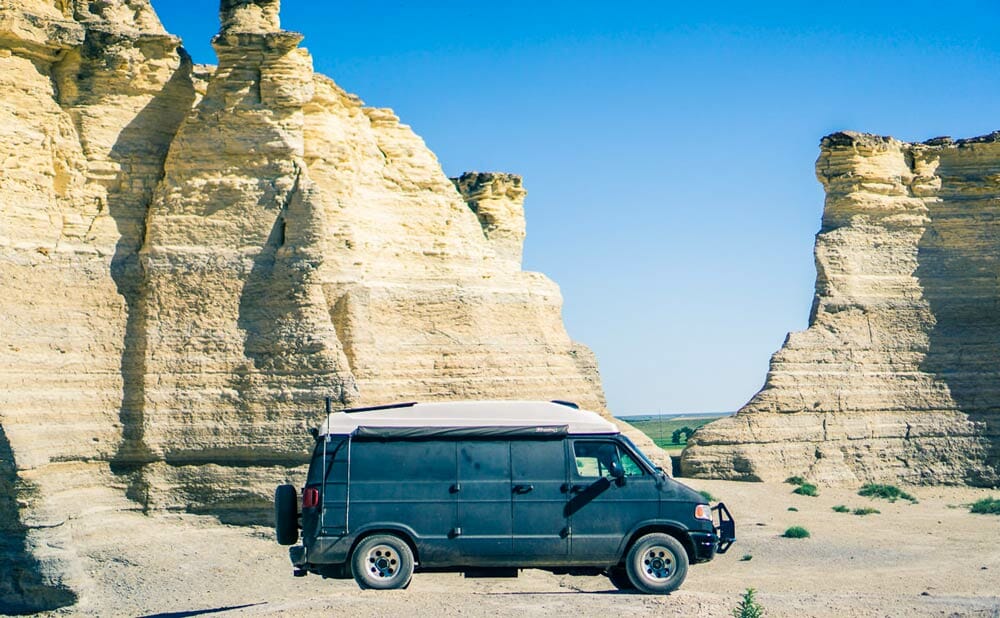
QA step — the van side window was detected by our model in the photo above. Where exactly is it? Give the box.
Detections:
[619,450,645,477]
[573,441,646,479]
[573,441,617,478]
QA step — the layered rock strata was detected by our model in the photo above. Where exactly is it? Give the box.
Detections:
[0,0,615,611]
[682,132,1000,487]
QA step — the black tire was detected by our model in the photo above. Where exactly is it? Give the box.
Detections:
[606,566,636,591]
[351,534,414,590]
[274,484,299,546]
[624,533,688,594]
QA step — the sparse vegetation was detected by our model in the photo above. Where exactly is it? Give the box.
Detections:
[699,490,715,502]
[970,497,1000,515]
[732,587,765,618]
[793,483,819,497]
[740,554,753,561]
[853,507,880,516]
[858,483,916,503]
[783,526,810,539]
[832,505,850,513]
[625,415,724,451]
[785,475,806,485]
[787,506,798,512]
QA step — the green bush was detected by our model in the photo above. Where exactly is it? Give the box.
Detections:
[793,483,819,497]
[785,475,806,486]
[787,506,798,512]
[783,526,810,539]
[699,490,715,502]
[858,483,916,503]
[732,587,764,618]
[970,497,1000,515]
[740,554,753,561]
[853,507,880,516]
[832,505,849,513]
[671,426,696,445]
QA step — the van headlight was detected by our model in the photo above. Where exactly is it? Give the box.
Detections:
[694,504,712,521]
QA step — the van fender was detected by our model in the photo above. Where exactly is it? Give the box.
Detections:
[615,519,694,563]
[345,522,422,564]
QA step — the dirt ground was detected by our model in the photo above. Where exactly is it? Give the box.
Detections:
[34,479,1000,618]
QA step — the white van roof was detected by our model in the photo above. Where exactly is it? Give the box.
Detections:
[320,400,618,437]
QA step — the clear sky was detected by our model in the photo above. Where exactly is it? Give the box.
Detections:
[151,1,1000,415]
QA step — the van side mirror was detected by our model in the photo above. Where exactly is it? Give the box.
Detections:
[608,460,625,481]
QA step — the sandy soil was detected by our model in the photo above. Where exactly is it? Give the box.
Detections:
[34,480,1000,618]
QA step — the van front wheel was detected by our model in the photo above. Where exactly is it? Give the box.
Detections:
[351,534,414,590]
[625,533,688,594]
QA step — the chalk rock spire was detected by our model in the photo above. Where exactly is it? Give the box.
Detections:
[220,0,281,33]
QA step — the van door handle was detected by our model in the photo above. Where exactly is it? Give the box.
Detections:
[512,484,534,494]
[569,484,588,494]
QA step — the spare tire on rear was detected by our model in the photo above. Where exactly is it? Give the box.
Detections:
[274,484,299,546]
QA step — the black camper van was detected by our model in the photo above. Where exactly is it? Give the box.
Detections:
[274,400,735,594]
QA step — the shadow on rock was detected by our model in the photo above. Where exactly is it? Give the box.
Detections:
[0,426,77,614]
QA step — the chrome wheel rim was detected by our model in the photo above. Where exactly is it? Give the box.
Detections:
[636,545,675,582]
[366,544,400,580]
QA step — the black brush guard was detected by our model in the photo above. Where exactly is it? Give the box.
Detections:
[712,502,736,554]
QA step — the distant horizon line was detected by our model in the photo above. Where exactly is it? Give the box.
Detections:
[615,411,735,420]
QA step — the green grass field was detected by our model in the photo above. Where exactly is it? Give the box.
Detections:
[621,415,728,451]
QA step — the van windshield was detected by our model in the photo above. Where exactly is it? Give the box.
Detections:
[620,435,661,474]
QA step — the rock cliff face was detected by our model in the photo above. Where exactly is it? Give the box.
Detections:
[682,131,1000,488]
[0,1,614,611]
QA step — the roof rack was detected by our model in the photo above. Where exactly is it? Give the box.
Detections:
[550,400,579,409]
[342,402,418,414]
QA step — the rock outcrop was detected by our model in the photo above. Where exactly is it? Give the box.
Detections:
[682,131,1000,488]
[0,0,616,612]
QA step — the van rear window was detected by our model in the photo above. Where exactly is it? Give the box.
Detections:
[351,440,455,482]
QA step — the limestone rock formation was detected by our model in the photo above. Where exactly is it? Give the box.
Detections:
[453,172,527,268]
[682,131,1000,488]
[0,0,621,611]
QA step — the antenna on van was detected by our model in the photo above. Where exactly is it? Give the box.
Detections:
[325,397,332,415]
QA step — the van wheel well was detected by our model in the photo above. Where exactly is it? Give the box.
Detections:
[349,529,420,566]
[621,526,694,564]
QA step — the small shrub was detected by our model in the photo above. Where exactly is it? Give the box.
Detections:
[787,506,798,512]
[832,505,849,513]
[699,490,715,502]
[782,526,810,538]
[732,587,765,618]
[853,507,880,516]
[970,497,1000,515]
[792,483,819,497]
[858,483,916,503]
[740,554,753,561]
[785,475,806,486]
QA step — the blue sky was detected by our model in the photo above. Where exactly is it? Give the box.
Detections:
[152,1,1000,414]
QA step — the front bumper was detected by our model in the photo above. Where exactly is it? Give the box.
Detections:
[690,531,718,562]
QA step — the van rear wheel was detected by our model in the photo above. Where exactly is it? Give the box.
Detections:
[351,534,414,590]
[625,533,688,594]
